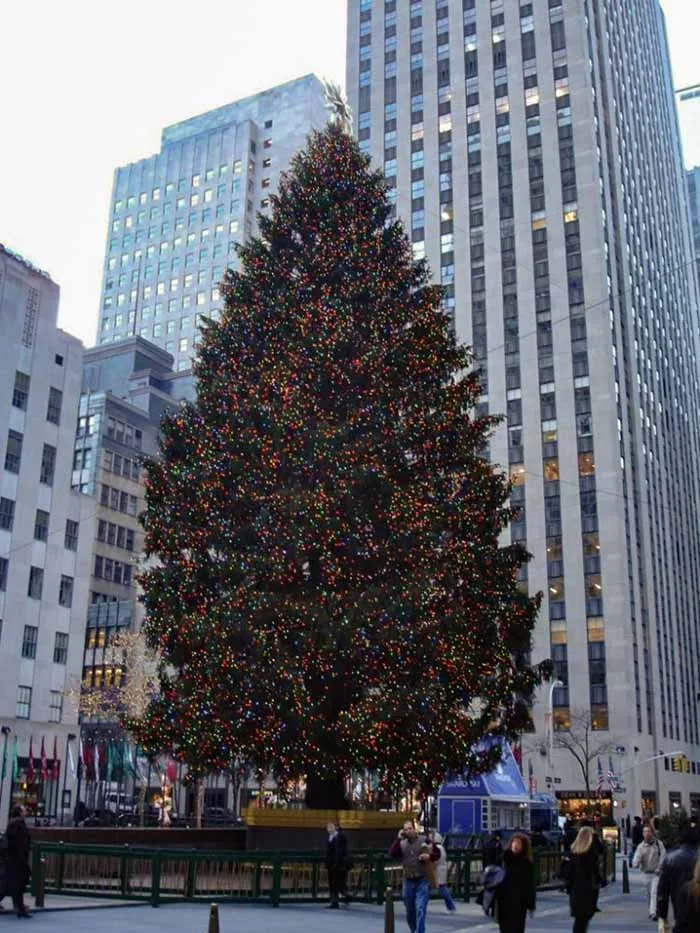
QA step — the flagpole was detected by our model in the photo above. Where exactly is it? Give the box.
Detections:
[0,726,11,820]
[61,734,76,827]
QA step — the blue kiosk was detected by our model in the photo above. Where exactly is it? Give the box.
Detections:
[437,739,531,838]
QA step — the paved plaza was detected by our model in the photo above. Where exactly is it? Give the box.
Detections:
[0,875,658,932]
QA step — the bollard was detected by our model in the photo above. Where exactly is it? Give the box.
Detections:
[34,857,46,908]
[622,860,630,894]
[207,903,220,933]
[384,886,395,933]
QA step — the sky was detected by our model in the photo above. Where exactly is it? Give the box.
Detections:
[0,0,698,347]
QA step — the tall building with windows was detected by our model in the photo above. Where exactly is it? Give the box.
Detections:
[98,75,328,371]
[687,167,700,287]
[0,244,94,826]
[348,0,700,818]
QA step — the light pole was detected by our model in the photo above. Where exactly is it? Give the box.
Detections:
[0,726,11,821]
[60,733,76,826]
[548,680,565,759]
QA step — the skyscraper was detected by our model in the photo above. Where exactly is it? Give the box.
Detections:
[0,243,94,826]
[687,166,700,287]
[98,75,328,371]
[347,0,700,817]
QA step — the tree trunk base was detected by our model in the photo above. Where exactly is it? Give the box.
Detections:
[304,772,349,810]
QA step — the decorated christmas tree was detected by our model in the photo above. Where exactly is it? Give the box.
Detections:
[134,118,547,808]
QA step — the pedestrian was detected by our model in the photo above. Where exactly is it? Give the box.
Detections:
[5,805,32,918]
[630,816,644,866]
[484,831,504,867]
[495,833,536,933]
[325,820,351,909]
[566,826,606,933]
[669,850,700,932]
[429,831,456,912]
[657,825,700,932]
[389,820,439,933]
[563,817,576,853]
[632,823,666,920]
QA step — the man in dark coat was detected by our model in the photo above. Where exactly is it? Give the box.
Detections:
[5,805,31,917]
[656,824,699,932]
[630,816,644,865]
[325,820,351,909]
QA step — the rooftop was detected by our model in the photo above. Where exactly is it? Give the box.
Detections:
[0,242,53,282]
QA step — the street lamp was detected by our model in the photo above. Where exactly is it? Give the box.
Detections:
[60,733,76,827]
[548,680,565,757]
[0,726,11,818]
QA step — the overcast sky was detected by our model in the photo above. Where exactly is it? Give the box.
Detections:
[1,0,698,346]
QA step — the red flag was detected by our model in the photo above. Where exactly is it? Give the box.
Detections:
[40,736,48,782]
[51,737,59,781]
[27,737,35,783]
[166,759,177,784]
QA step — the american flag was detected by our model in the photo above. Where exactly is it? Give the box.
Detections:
[595,757,605,795]
[607,757,618,791]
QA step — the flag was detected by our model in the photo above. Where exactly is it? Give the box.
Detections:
[27,737,34,783]
[595,757,605,795]
[106,742,113,783]
[528,759,536,796]
[166,758,177,784]
[51,737,59,781]
[607,757,618,791]
[69,740,76,778]
[0,734,7,781]
[11,736,19,781]
[40,736,48,782]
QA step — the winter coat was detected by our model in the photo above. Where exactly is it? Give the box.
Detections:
[633,837,666,874]
[632,822,644,848]
[326,830,350,871]
[435,843,448,886]
[656,844,699,927]
[483,836,504,867]
[496,849,536,930]
[672,882,700,933]
[4,817,31,898]
[568,848,603,921]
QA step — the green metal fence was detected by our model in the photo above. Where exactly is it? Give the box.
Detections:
[31,842,615,908]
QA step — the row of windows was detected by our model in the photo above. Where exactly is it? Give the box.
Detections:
[12,372,63,424]
[102,450,140,482]
[93,555,133,587]
[16,685,64,722]
[20,626,70,663]
[97,520,135,552]
[4,432,56,485]
[106,417,143,450]
[99,484,139,517]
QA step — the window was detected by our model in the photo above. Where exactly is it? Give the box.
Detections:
[63,519,79,554]
[263,138,272,149]
[28,566,44,600]
[0,558,7,591]
[16,686,31,719]
[53,631,69,664]
[34,509,50,542]
[59,575,74,608]
[22,625,38,659]
[5,430,23,473]
[40,444,56,485]
[49,691,63,723]
[0,497,15,532]
[12,372,30,410]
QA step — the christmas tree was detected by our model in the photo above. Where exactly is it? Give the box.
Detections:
[134,120,547,808]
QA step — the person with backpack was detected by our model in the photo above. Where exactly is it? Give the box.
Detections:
[429,832,456,912]
[494,833,536,933]
[633,823,666,920]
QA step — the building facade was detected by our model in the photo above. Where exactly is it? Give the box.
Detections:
[687,166,700,288]
[0,244,93,826]
[347,0,700,818]
[97,74,328,371]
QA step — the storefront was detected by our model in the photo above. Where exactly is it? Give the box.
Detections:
[555,790,613,823]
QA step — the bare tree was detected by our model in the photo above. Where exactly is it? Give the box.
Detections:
[552,708,616,807]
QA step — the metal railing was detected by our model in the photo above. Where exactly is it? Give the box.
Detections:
[30,842,615,908]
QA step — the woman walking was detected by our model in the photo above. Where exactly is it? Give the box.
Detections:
[430,832,457,912]
[5,805,32,918]
[567,826,605,933]
[495,833,536,933]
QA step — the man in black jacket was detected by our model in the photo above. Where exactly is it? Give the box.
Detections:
[5,805,31,918]
[325,821,351,909]
[656,824,699,932]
